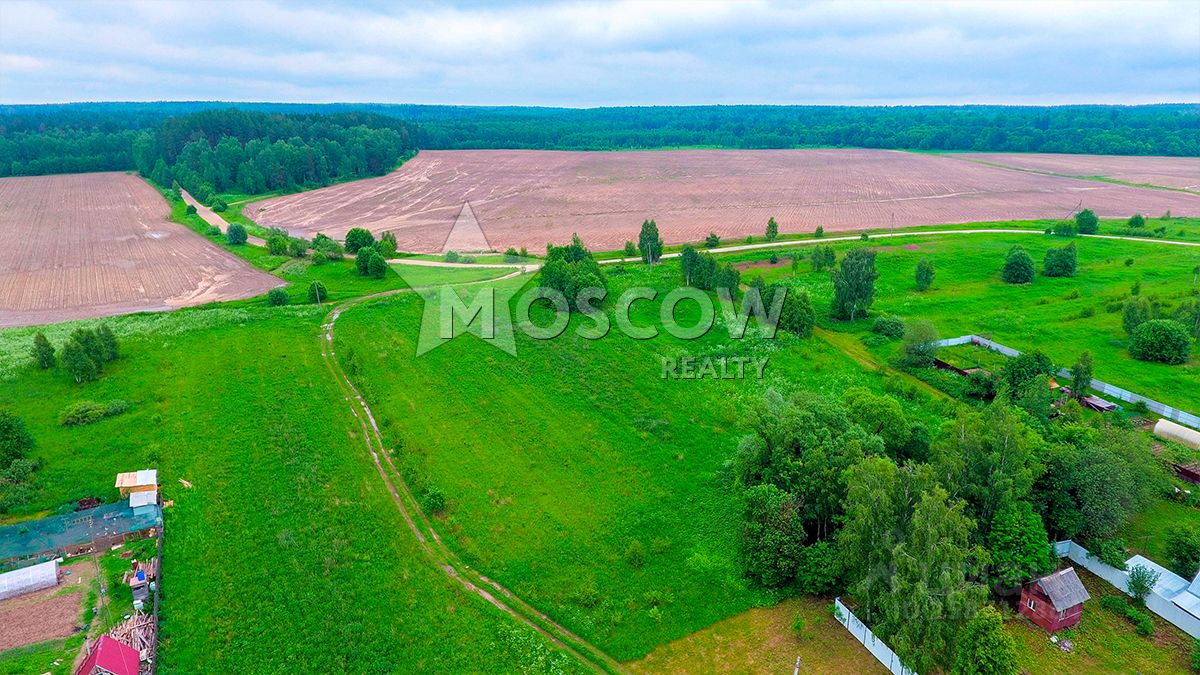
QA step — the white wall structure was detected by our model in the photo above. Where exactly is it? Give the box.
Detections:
[0,559,58,601]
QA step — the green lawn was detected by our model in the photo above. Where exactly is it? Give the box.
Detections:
[0,306,578,672]
[729,232,1200,413]
[333,263,948,661]
[1008,568,1193,673]
[1122,497,1200,561]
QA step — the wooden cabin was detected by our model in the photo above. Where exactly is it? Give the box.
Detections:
[114,469,157,498]
[1019,567,1090,632]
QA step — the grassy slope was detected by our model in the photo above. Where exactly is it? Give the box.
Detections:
[333,263,946,661]
[734,232,1200,412]
[0,307,576,672]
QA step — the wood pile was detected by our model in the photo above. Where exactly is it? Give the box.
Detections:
[107,611,156,665]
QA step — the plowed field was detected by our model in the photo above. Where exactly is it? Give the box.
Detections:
[957,153,1200,192]
[0,173,280,327]
[247,149,1200,251]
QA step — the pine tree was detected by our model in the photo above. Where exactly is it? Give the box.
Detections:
[31,332,55,369]
[988,502,1054,588]
[765,217,779,241]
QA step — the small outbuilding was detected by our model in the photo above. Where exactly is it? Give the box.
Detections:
[0,559,58,601]
[1019,567,1091,632]
[75,635,140,675]
[114,470,157,497]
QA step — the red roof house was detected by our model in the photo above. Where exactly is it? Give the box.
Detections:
[1019,567,1091,632]
[75,635,140,675]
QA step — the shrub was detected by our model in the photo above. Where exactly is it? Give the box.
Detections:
[791,613,805,634]
[1043,242,1077,277]
[226,223,248,245]
[1127,564,1161,606]
[872,315,906,339]
[1099,595,1128,614]
[422,486,447,514]
[769,252,779,264]
[901,320,939,367]
[1128,213,1146,229]
[443,250,461,263]
[210,197,228,213]
[313,233,344,261]
[267,235,288,255]
[1053,221,1078,237]
[311,250,327,266]
[267,288,289,306]
[185,204,197,215]
[378,231,398,258]
[1075,208,1099,234]
[810,246,836,272]
[1130,319,1191,365]
[504,247,521,263]
[915,258,935,291]
[307,281,328,304]
[774,286,815,338]
[368,251,389,279]
[59,400,128,426]
[704,232,721,248]
[206,225,220,236]
[288,238,307,258]
[1166,524,1200,578]
[814,226,824,238]
[1122,296,1151,335]
[0,411,35,466]
[1092,539,1128,569]
[626,540,646,568]
[1002,245,1035,283]
[859,233,869,241]
[344,227,375,253]
[1125,258,1134,267]
[623,241,637,258]
[356,246,377,275]
[765,217,779,241]
[954,606,1019,675]
[1128,606,1154,636]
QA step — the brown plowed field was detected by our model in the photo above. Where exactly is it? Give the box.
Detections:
[247,149,1200,252]
[956,153,1200,192]
[0,173,280,327]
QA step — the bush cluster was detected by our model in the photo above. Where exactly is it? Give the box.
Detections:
[59,400,129,426]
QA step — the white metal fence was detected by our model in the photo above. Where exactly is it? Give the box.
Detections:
[833,597,918,675]
[1055,540,1200,639]
[936,334,1200,429]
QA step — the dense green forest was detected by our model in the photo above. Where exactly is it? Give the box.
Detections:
[1,103,1196,191]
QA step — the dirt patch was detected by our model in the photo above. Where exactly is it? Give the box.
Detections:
[734,259,794,271]
[248,149,1200,252]
[0,172,280,327]
[956,153,1200,192]
[0,562,93,652]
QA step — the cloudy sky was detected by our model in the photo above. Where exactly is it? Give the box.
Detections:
[1,0,1197,106]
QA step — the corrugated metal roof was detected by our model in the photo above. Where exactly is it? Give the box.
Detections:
[1126,555,1189,597]
[1036,567,1091,611]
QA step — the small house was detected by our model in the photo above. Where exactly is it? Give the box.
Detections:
[114,470,157,498]
[1019,567,1090,632]
[75,635,140,675]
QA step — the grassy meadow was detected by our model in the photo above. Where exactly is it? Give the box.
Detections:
[333,263,950,660]
[0,306,578,673]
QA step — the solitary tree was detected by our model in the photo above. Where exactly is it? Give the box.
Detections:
[344,227,376,253]
[226,223,248,245]
[765,217,779,241]
[1001,245,1035,284]
[1127,564,1161,607]
[1075,208,1099,235]
[954,606,1019,675]
[267,288,289,306]
[1070,351,1093,399]
[1130,319,1192,365]
[308,280,328,304]
[811,246,836,272]
[0,410,34,467]
[31,333,55,369]
[638,219,663,264]
[1043,242,1078,277]
[902,320,939,367]
[830,248,878,321]
[1128,213,1146,229]
[368,251,389,279]
[267,235,288,255]
[704,232,721,248]
[915,258,935,291]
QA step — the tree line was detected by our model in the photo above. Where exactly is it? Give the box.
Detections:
[2,103,1197,181]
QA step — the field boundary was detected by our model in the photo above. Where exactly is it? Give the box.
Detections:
[832,598,917,675]
[937,334,1200,429]
[317,274,627,674]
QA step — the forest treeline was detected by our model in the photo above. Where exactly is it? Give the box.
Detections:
[0,103,1197,190]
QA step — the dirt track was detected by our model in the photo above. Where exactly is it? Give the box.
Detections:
[0,173,280,327]
[248,149,1200,252]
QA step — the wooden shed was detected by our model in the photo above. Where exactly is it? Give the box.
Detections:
[114,470,157,497]
[1019,567,1090,632]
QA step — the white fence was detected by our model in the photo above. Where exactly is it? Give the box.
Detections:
[1055,540,1200,638]
[833,597,917,675]
[936,334,1200,429]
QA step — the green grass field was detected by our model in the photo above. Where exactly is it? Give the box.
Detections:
[0,307,578,673]
[332,263,950,660]
[730,232,1200,412]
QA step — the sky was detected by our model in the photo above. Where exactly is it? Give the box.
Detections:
[1,0,1198,106]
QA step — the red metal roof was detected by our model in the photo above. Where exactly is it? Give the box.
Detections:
[75,635,140,675]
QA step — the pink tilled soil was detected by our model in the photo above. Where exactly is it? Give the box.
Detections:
[247,149,1200,252]
[0,173,280,327]
[956,153,1200,192]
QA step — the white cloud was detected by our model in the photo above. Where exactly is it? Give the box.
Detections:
[0,0,1196,104]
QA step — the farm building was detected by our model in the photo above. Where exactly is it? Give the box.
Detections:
[75,634,140,675]
[0,559,58,601]
[0,500,161,565]
[115,469,157,497]
[1019,567,1090,632]
[1155,419,1200,451]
